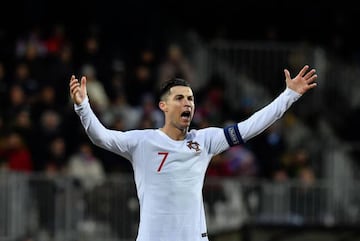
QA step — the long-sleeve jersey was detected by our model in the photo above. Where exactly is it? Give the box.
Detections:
[74,87,301,241]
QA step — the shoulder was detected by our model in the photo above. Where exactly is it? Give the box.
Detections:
[119,129,158,147]
[125,128,157,136]
[188,127,224,137]
[188,127,230,153]
[120,129,157,139]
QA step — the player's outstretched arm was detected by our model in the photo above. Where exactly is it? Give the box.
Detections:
[285,65,317,95]
[236,64,318,142]
[69,75,88,105]
[69,74,125,154]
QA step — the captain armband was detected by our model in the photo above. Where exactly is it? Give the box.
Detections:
[223,124,244,146]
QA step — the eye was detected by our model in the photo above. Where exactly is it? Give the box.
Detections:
[175,95,183,100]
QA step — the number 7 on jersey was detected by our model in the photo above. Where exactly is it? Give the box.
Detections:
[157,152,169,172]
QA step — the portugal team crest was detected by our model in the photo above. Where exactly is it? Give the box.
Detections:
[187,140,201,152]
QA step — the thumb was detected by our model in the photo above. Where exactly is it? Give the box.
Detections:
[284,69,292,88]
[284,69,291,80]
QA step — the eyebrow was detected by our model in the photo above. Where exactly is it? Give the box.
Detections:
[173,94,193,98]
[173,94,184,99]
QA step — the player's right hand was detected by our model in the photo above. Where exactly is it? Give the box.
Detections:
[69,75,87,105]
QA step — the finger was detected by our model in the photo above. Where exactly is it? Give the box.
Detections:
[310,82,317,88]
[69,76,78,87]
[306,74,318,84]
[306,82,317,90]
[70,86,79,98]
[304,69,316,80]
[69,75,77,85]
[69,81,80,94]
[69,77,79,88]
[284,69,291,80]
[298,65,309,77]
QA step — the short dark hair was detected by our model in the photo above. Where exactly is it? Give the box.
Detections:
[158,78,190,100]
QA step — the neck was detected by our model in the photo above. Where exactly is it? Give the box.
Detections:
[160,125,188,141]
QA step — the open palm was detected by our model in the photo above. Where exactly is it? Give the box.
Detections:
[285,65,318,95]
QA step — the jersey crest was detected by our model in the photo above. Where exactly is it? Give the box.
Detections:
[187,140,201,152]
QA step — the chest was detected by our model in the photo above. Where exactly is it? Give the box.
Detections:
[136,139,210,179]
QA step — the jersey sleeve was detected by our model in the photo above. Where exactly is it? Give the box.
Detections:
[198,88,300,155]
[236,87,301,142]
[74,97,136,161]
[198,127,231,155]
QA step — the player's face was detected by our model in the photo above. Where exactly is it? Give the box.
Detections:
[163,86,195,130]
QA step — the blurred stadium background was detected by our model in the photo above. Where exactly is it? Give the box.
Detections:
[1,1,360,241]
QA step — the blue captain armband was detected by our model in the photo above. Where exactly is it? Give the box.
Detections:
[223,124,244,146]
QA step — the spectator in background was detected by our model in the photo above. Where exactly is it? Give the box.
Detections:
[10,109,34,148]
[283,146,313,179]
[31,85,60,123]
[32,110,63,171]
[126,63,156,107]
[29,136,65,238]
[137,93,164,129]
[290,166,322,223]
[157,43,196,89]
[45,136,68,172]
[3,84,30,124]
[0,119,6,171]
[15,26,47,59]
[107,58,127,101]
[15,26,48,86]
[0,131,33,173]
[272,168,290,182]
[125,47,158,106]
[139,47,157,71]
[12,62,39,103]
[46,42,76,106]
[79,29,108,82]
[0,62,9,107]
[66,141,106,192]
[207,145,258,177]
[101,94,141,131]
[80,64,110,114]
[43,24,66,56]
[223,145,258,177]
[193,78,228,127]
[249,120,287,179]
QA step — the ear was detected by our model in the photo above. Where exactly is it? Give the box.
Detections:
[159,101,167,112]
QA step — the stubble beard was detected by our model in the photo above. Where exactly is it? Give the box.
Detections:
[172,120,190,134]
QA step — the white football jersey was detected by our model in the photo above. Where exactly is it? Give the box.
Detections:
[74,88,300,241]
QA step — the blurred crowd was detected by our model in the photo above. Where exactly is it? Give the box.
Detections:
[0,24,317,190]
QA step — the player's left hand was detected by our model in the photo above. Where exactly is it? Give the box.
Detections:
[285,65,318,95]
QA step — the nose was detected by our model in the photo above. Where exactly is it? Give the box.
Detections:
[184,99,191,107]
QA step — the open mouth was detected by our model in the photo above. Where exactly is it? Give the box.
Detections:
[181,111,191,121]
